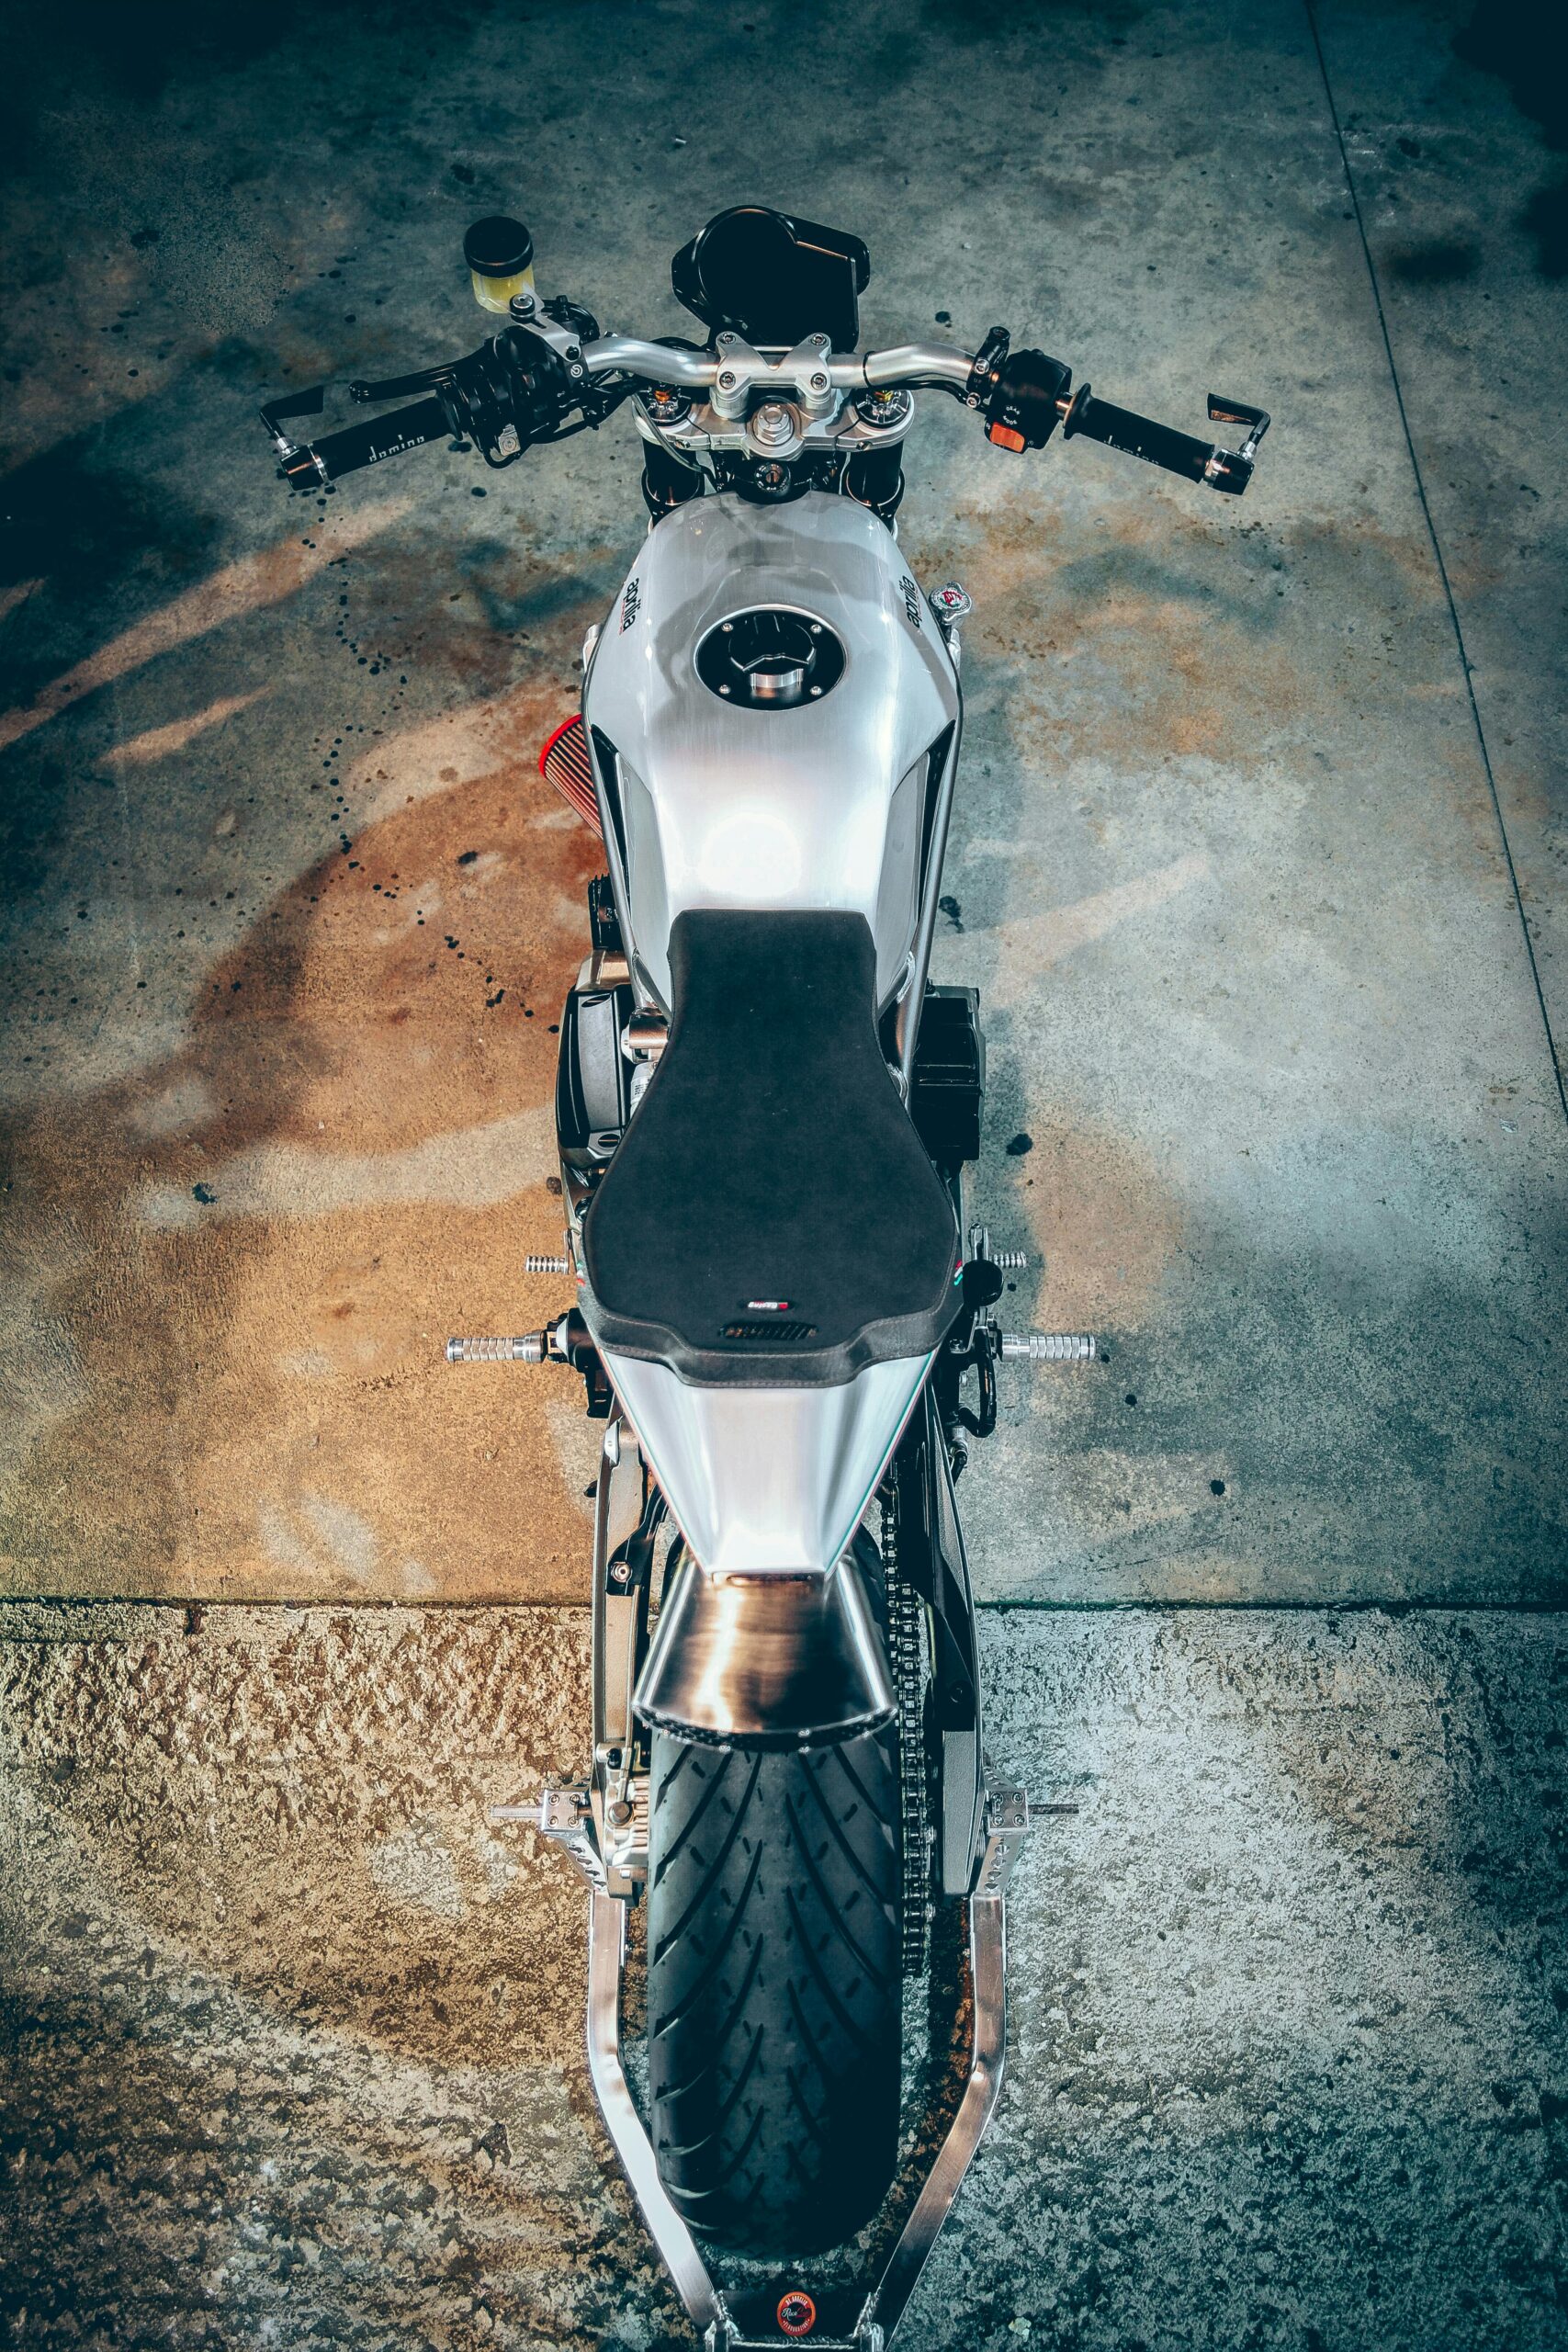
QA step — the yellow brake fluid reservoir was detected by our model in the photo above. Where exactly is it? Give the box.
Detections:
[463,215,535,313]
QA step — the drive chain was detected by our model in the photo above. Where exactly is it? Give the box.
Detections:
[881,1480,932,1977]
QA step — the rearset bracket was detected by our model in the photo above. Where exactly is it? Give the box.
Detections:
[491,1784,608,1892]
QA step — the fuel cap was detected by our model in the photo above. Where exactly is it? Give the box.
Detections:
[696,608,845,709]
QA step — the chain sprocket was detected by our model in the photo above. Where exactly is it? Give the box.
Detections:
[881,1480,933,1976]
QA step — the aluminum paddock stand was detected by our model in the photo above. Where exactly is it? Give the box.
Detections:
[579,1787,1031,2352]
[494,1416,1035,2347]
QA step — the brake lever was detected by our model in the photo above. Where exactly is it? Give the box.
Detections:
[1207,393,1270,466]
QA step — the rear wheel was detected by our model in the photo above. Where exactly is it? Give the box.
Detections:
[646,1729,902,2256]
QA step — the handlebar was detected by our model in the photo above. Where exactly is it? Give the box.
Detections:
[262,311,1268,501]
[577,334,976,395]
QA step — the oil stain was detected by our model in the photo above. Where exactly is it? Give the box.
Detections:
[1455,1,1568,277]
[1385,237,1482,285]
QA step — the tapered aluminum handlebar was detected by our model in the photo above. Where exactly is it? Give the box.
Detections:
[581,335,977,394]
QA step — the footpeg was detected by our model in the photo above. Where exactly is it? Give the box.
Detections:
[525,1251,571,1274]
[492,1784,608,1890]
[446,1332,548,1363]
[998,1331,1097,1362]
[445,1311,610,1417]
[966,1225,1028,1273]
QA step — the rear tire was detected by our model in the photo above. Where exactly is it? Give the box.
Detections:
[646,1729,902,2256]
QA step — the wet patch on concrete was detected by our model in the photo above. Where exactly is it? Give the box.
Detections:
[1313,0,1568,1044]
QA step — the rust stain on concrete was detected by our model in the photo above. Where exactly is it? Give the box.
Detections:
[1,696,605,1603]
[1010,1118,1187,1328]
[916,497,1449,780]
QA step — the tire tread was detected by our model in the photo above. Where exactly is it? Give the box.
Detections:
[646,1729,901,2254]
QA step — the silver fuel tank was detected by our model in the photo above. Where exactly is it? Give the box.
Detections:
[581,491,959,1012]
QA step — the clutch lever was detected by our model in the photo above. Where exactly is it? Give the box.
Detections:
[349,364,461,403]
[257,381,325,454]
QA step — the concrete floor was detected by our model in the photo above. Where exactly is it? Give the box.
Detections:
[4,1601,1565,2349]
[2,0,1562,1607]
[1,1,1565,2346]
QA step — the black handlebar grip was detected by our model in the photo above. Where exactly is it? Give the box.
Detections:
[280,393,452,489]
[1062,390,1253,493]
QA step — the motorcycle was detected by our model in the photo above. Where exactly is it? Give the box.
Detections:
[262,204,1268,2350]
